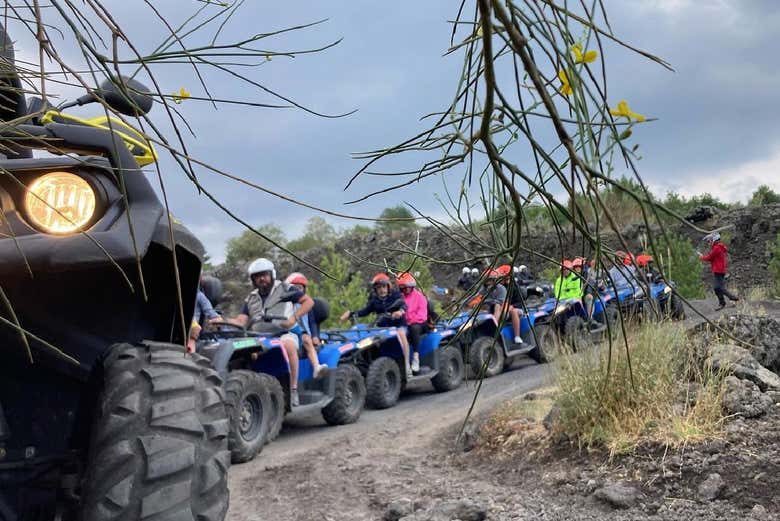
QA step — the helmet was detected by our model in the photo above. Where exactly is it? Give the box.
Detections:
[706,232,721,243]
[248,258,275,280]
[285,272,308,286]
[519,264,527,272]
[571,258,584,268]
[462,267,471,275]
[397,272,416,288]
[635,254,653,267]
[562,259,574,270]
[496,265,512,277]
[371,273,391,286]
[470,268,479,276]
[484,268,500,279]
[512,266,520,274]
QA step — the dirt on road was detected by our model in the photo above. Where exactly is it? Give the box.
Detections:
[226,299,780,521]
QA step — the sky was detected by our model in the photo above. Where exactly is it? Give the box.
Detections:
[9,1,780,262]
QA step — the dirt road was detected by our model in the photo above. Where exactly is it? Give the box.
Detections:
[226,298,772,520]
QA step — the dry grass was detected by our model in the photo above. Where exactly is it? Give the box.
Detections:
[477,388,556,454]
[552,322,727,456]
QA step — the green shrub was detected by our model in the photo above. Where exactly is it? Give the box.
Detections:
[657,233,705,299]
[308,250,370,329]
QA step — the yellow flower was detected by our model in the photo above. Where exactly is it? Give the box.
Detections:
[172,87,190,104]
[476,26,483,37]
[609,100,646,122]
[571,43,598,64]
[265,54,272,61]
[558,69,572,96]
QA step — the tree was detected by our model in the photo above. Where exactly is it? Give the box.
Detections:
[224,224,287,267]
[749,185,780,206]
[287,217,338,252]
[658,233,705,299]
[309,250,369,328]
[394,254,435,294]
[376,205,417,232]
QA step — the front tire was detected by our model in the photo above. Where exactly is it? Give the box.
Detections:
[256,373,285,443]
[366,357,402,409]
[80,342,230,521]
[528,323,557,363]
[564,316,591,352]
[224,370,271,463]
[322,365,366,425]
[431,345,464,392]
[469,336,505,378]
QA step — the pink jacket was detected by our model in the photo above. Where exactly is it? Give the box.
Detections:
[403,288,428,325]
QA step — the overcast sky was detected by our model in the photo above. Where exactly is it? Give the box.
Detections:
[12,1,780,262]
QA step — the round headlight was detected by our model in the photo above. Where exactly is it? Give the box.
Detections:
[24,172,96,234]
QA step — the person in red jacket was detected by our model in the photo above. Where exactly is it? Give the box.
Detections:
[699,232,739,310]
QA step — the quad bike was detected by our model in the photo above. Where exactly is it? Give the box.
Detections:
[321,318,463,410]
[197,300,366,463]
[531,292,620,352]
[440,305,555,378]
[0,28,229,521]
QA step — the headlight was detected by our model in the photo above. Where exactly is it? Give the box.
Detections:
[554,304,568,315]
[356,337,375,349]
[24,172,96,234]
[663,286,672,294]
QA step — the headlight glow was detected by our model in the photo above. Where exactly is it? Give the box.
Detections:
[356,337,375,349]
[663,285,672,294]
[554,304,567,315]
[24,172,96,234]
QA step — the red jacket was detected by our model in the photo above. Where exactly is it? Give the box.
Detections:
[700,242,728,274]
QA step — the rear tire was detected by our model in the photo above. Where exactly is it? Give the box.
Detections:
[469,336,505,378]
[366,357,402,409]
[564,316,591,352]
[322,365,366,425]
[80,342,230,521]
[670,294,686,320]
[256,373,284,443]
[528,323,557,363]
[224,370,270,463]
[431,345,464,392]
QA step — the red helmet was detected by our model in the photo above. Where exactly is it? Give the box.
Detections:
[496,264,512,277]
[284,272,308,286]
[571,257,584,268]
[635,254,653,267]
[562,259,574,270]
[484,268,500,279]
[397,272,416,288]
[371,273,391,286]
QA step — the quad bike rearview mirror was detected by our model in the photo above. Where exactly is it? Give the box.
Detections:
[69,76,153,116]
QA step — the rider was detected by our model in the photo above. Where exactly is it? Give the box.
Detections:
[457,267,473,291]
[340,273,414,378]
[284,272,328,378]
[397,272,428,374]
[607,251,636,289]
[699,232,739,310]
[553,260,583,300]
[479,269,524,346]
[224,258,314,407]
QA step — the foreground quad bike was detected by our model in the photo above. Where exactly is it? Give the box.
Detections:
[198,305,366,463]
[0,28,229,521]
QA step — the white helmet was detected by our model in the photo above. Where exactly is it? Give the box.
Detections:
[519,264,527,272]
[248,257,275,280]
[512,266,520,274]
[470,268,479,276]
[462,267,471,274]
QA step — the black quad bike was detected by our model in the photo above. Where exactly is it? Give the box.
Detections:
[0,29,229,521]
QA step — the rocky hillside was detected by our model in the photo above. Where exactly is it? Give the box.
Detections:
[213,203,780,313]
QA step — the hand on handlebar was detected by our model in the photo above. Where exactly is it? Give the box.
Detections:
[391,310,404,320]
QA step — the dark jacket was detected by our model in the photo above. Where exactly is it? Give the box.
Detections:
[353,290,406,318]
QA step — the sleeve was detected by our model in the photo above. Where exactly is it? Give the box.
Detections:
[387,293,407,312]
[197,291,220,320]
[280,289,305,303]
[699,246,714,262]
[553,277,563,298]
[354,297,375,318]
[240,301,250,316]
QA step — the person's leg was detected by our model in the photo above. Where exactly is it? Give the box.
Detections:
[281,334,300,406]
[509,307,523,344]
[301,334,327,377]
[396,328,412,377]
[713,274,726,308]
[721,274,739,301]
[408,323,426,371]
[584,293,594,320]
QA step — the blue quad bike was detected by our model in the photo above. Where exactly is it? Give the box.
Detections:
[320,321,463,410]
[197,312,366,463]
[440,305,555,378]
[531,291,622,352]
[634,280,686,321]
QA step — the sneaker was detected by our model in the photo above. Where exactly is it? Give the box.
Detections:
[411,353,420,373]
[514,336,525,345]
[291,389,299,407]
[406,366,414,379]
[314,364,329,378]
